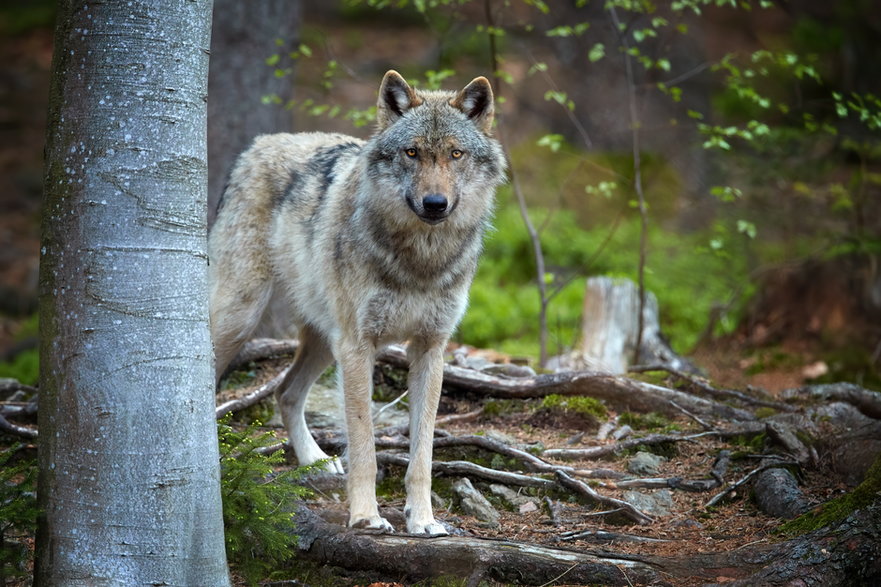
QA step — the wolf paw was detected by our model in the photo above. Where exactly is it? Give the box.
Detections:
[350,514,394,533]
[319,456,345,475]
[407,519,449,537]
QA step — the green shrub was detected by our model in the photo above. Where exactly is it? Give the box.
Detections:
[218,417,316,585]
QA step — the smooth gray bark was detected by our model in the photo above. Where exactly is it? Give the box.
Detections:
[36,1,229,585]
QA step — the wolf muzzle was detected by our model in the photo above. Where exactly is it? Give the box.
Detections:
[409,193,453,225]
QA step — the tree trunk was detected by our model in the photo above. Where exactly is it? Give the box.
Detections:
[36,1,230,584]
[207,0,300,225]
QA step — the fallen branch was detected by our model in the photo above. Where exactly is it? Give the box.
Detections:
[556,470,654,525]
[293,505,663,586]
[781,382,881,420]
[377,344,756,421]
[629,363,797,413]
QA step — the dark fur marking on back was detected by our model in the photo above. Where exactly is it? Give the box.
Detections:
[309,142,361,196]
[274,168,306,210]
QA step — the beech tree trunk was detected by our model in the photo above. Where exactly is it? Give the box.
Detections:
[36,1,230,584]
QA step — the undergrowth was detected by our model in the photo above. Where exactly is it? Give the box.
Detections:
[218,416,317,586]
[0,444,38,583]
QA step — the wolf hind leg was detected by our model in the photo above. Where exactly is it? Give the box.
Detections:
[277,326,344,474]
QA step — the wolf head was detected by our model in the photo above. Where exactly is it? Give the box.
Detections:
[364,71,506,228]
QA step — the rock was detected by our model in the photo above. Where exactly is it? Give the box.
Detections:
[623,489,674,517]
[612,424,634,440]
[452,478,500,527]
[627,451,666,476]
[519,501,538,514]
[489,484,539,512]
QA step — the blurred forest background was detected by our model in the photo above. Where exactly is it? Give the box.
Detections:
[1,0,880,391]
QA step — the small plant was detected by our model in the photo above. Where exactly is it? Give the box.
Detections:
[218,416,317,585]
[0,444,38,584]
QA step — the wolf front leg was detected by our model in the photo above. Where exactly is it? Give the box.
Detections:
[404,339,449,536]
[337,338,393,532]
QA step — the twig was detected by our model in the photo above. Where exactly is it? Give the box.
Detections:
[215,365,290,418]
[556,470,654,525]
[373,389,408,423]
[608,4,649,368]
[669,400,713,430]
[542,431,715,461]
[560,529,669,543]
[378,451,554,489]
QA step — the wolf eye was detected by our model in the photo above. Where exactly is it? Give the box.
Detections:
[405,148,418,158]
[451,149,463,159]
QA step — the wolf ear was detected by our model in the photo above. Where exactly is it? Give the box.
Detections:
[451,76,495,134]
[377,70,421,130]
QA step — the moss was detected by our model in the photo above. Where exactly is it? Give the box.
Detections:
[482,398,528,417]
[220,364,258,391]
[618,411,675,431]
[780,454,881,536]
[541,394,607,419]
[754,406,778,419]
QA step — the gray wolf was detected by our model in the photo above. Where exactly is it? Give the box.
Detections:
[208,71,506,535]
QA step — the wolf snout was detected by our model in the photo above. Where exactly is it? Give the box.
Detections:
[409,193,451,225]
[422,194,448,214]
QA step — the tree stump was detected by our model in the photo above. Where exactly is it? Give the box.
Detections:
[559,277,695,374]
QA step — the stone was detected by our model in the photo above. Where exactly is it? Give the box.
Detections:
[627,451,666,476]
[623,489,674,517]
[452,477,500,527]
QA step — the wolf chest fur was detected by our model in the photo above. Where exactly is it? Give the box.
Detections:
[208,70,506,535]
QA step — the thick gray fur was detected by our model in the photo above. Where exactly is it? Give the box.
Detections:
[208,70,506,535]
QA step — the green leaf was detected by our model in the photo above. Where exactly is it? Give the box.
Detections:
[537,133,565,152]
[736,220,757,239]
[588,43,605,63]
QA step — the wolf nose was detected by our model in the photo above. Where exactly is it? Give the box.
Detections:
[422,194,448,213]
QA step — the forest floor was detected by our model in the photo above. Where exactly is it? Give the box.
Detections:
[217,349,859,587]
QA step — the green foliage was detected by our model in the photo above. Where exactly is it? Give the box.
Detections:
[0,445,38,582]
[540,394,607,419]
[0,313,39,385]
[0,349,38,387]
[218,417,316,585]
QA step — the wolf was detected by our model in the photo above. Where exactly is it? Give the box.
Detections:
[208,70,506,535]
